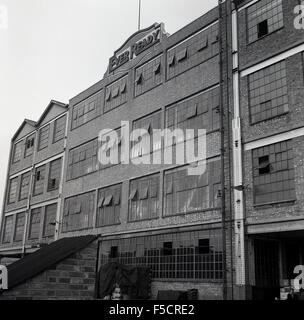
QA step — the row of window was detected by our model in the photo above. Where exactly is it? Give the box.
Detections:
[67,87,220,181]
[62,158,221,232]
[1,203,57,244]
[12,115,67,164]
[70,23,220,130]
[7,158,62,204]
[99,229,223,280]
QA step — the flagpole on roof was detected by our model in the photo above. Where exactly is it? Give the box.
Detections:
[138,0,142,30]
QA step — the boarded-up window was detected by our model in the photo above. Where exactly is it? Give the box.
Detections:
[62,192,95,232]
[129,174,160,222]
[43,204,57,238]
[8,177,18,204]
[53,115,66,143]
[14,212,25,242]
[96,184,121,227]
[28,207,41,240]
[48,158,62,191]
[33,165,46,196]
[19,171,31,200]
[12,141,23,163]
[38,125,50,151]
[1,215,14,244]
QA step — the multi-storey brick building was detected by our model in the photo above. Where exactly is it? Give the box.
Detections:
[0,0,304,300]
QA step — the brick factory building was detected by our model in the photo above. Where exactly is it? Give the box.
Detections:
[1,0,304,300]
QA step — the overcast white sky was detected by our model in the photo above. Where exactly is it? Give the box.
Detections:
[0,0,218,208]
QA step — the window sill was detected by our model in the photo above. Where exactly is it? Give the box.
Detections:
[253,198,296,208]
[250,111,289,126]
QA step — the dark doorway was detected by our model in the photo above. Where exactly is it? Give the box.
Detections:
[253,239,280,300]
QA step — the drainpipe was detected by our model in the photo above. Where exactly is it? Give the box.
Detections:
[218,0,227,301]
[231,1,246,299]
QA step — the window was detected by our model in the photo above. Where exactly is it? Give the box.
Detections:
[99,229,223,280]
[14,212,25,242]
[33,165,46,196]
[135,55,162,97]
[24,134,35,157]
[71,91,103,129]
[19,171,31,200]
[167,22,219,80]
[12,141,23,163]
[38,125,50,151]
[104,77,128,113]
[96,184,121,227]
[249,60,288,123]
[48,158,62,191]
[53,115,66,143]
[62,192,95,232]
[129,174,160,222]
[166,87,220,142]
[8,177,18,204]
[28,208,41,240]
[164,158,221,216]
[247,0,283,43]
[1,215,14,244]
[67,139,99,180]
[131,111,162,159]
[253,140,295,205]
[43,204,57,238]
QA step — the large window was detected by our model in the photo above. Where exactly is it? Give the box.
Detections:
[67,139,99,180]
[129,174,160,222]
[62,192,95,232]
[96,184,121,227]
[28,207,41,240]
[167,22,219,80]
[43,204,57,238]
[247,0,283,43]
[253,140,295,205]
[1,215,14,244]
[53,115,66,143]
[135,55,162,97]
[71,91,103,130]
[14,212,25,242]
[131,111,162,160]
[19,171,31,200]
[164,158,221,217]
[249,61,288,123]
[33,165,46,196]
[8,177,18,204]
[104,77,128,113]
[47,158,62,191]
[99,229,223,280]
[12,141,23,163]
[24,134,35,158]
[38,125,50,151]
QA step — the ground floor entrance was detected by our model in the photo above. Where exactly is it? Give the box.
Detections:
[248,231,304,300]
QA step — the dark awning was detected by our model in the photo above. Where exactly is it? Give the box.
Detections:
[5,235,98,290]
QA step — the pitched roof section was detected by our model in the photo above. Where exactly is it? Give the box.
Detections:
[12,100,68,142]
[3,235,98,291]
[12,119,37,141]
[35,100,68,127]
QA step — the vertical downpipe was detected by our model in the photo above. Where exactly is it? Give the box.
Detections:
[218,0,227,300]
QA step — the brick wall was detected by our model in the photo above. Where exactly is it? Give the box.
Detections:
[0,240,98,300]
